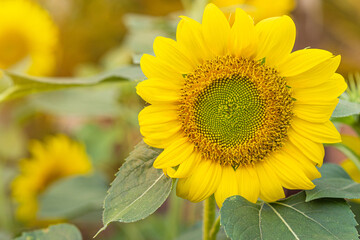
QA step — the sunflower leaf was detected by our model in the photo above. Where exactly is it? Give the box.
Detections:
[96,141,172,236]
[14,223,82,240]
[331,99,360,118]
[38,174,108,219]
[0,65,144,103]
[220,192,358,240]
[305,163,360,201]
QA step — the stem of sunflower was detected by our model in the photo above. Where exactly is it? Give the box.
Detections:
[203,195,216,240]
[209,216,221,240]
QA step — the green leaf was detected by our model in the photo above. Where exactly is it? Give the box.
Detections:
[0,65,144,102]
[221,192,358,240]
[38,174,108,219]
[28,84,127,117]
[97,141,172,235]
[332,99,360,118]
[14,223,82,240]
[305,163,360,201]
[348,201,360,235]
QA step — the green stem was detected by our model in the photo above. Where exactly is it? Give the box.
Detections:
[0,161,13,232]
[209,216,221,240]
[203,195,216,240]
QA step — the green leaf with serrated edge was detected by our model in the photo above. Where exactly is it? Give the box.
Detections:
[306,164,360,202]
[221,192,358,240]
[348,202,360,235]
[0,65,144,102]
[14,223,82,240]
[332,99,360,118]
[96,141,172,236]
[38,174,108,219]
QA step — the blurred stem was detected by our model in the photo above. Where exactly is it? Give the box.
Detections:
[167,191,182,239]
[0,161,13,232]
[203,195,216,240]
[209,216,221,240]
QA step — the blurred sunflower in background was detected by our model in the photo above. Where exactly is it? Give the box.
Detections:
[0,0,58,76]
[12,135,92,224]
[211,0,296,23]
[137,4,346,207]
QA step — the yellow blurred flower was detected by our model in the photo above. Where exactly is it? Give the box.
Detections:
[341,134,360,202]
[12,135,92,223]
[0,0,58,76]
[211,0,296,23]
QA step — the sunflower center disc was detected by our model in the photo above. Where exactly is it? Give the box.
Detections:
[179,55,294,168]
[195,76,264,146]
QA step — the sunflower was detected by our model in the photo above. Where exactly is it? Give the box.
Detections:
[12,135,92,223]
[136,4,346,207]
[211,0,296,23]
[0,0,58,76]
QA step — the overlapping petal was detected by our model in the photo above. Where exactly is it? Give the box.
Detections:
[202,3,231,56]
[291,118,341,143]
[229,8,257,58]
[177,16,214,64]
[214,166,239,207]
[136,77,181,104]
[153,137,194,169]
[236,166,260,203]
[256,161,285,202]
[255,15,295,67]
[177,159,222,202]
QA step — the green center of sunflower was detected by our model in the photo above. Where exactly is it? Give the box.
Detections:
[195,76,265,146]
[179,55,294,168]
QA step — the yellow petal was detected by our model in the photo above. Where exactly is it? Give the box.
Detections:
[139,105,182,149]
[291,117,341,143]
[278,49,333,77]
[202,3,231,56]
[153,36,196,73]
[153,137,194,168]
[214,166,239,207]
[138,104,178,127]
[286,56,341,89]
[177,16,213,64]
[268,153,315,190]
[167,151,201,178]
[293,99,338,123]
[255,15,295,67]
[136,78,181,104]
[293,73,347,104]
[143,126,182,149]
[229,8,257,58]
[140,54,184,82]
[236,165,259,203]
[176,159,222,202]
[281,142,322,180]
[287,128,325,166]
[256,160,285,202]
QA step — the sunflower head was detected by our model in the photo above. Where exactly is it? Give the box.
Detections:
[0,0,58,76]
[12,135,92,223]
[137,4,346,207]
